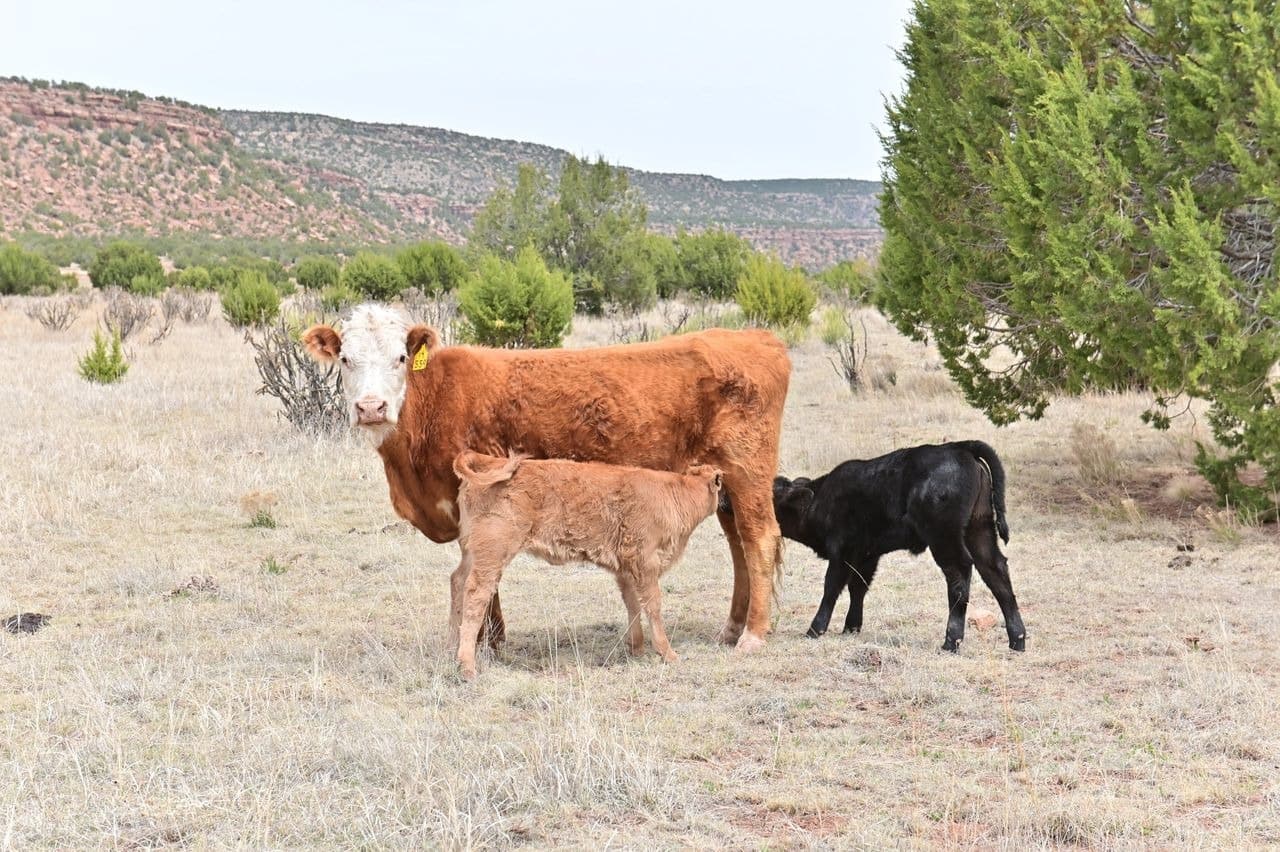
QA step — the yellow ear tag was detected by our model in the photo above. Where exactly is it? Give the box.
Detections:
[411,344,429,371]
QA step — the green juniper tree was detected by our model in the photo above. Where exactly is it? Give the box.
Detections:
[880,0,1280,516]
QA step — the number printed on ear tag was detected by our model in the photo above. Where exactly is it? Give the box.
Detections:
[412,344,429,371]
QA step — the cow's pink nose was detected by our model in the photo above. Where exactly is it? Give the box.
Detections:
[355,398,388,424]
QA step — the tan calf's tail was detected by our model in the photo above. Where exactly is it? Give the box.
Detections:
[453,450,523,488]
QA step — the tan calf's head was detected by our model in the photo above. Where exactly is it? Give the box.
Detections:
[301,303,442,445]
[684,464,725,516]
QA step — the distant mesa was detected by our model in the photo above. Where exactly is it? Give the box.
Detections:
[0,78,881,267]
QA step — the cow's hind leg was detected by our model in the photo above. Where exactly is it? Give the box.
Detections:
[967,525,1026,651]
[614,571,646,656]
[930,537,974,653]
[719,476,782,653]
[714,510,750,645]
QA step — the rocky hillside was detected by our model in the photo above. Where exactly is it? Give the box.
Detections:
[0,80,396,244]
[2,79,880,266]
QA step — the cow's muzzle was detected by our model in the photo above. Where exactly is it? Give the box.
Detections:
[355,397,389,425]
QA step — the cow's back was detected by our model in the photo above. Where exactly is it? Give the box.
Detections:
[405,329,790,475]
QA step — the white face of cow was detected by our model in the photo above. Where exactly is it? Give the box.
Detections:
[301,304,429,446]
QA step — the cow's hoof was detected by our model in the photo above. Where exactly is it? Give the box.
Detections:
[716,621,745,645]
[734,631,767,654]
[1009,635,1026,652]
[805,626,824,639]
[941,638,961,653]
[659,650,680,664]
[459,663,478,681]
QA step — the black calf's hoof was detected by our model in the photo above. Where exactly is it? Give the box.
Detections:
[1009,635,1026,652]
[842,626,861,635]
[805,626,825,639]
[942,638,961,653]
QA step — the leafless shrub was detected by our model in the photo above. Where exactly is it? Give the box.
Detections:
[245,316,346,436]
[829,310,869,391]
[103,288,155,342]
[161,287,213,325]
[25,297,79,331]
[401,288,461,346]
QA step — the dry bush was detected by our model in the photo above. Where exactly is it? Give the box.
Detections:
[401,288,461,346]
[827,309,868,391]
[24,296,79,331]
[102,287,155,342]
[160,286,214,325]
[245,316,345,435]
[1071,421,1125,486]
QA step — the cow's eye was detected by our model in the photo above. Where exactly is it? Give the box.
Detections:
[339,356,350,366]
[398,354,407,365]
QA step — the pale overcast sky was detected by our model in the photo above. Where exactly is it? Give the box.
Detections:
[5,0,913,181]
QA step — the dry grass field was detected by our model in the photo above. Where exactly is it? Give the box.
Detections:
[2,294,1278,849]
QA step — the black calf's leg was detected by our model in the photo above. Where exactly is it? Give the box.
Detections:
[842,557,880,634]
[931,539,974,652]
[807,557,851,638]
[968,527,1027,651]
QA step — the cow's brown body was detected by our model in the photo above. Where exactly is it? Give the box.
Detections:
[451,452,723,677]
[389,325,790,650]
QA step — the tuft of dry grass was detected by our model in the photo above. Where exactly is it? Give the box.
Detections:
[1,297,1277,847]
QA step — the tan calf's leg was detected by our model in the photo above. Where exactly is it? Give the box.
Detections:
[447,547,473,653]
[715,510,750,645]
[614,572,646,656]
[639,578,679,663]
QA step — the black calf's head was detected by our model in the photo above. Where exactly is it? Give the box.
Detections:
[772,476,814,538]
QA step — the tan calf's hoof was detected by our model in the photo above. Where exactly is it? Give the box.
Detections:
[659,649,680,664]
[716,621,745,645]
[734,631,767,654]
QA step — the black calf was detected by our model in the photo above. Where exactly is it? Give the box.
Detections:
[725,441,1026,652]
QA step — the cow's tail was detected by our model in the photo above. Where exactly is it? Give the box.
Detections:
[770,534,785,609]
[453,450,522,489]
[960,441,1009,543]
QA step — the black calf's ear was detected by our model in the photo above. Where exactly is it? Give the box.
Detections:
[780,486,814,511]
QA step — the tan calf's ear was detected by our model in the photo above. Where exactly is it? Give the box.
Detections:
[405,325,442,366]
[301,325,341,363]
[712,471,724,491]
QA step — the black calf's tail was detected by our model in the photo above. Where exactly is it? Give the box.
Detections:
[959,441,1009,543]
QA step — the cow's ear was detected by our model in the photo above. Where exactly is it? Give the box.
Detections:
[406,325,442,361]
[301,325,341,363]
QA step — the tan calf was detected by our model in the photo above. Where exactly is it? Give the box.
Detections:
[451,451,723,679]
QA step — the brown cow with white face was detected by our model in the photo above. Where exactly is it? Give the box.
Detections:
[303,303,790,653]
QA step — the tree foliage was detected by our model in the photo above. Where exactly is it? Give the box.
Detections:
[88,241,163,290]
[469,156,655,313]
[880,0,1280,515]
[469,164,550,261]
[674,228,753,300]
[341,251,406,300]
[294,256,340,291]
[0,243,64,294]
[459,246,573,348]
[736,254,817,329]
[221,270,281,327]
[395,241,469,294]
